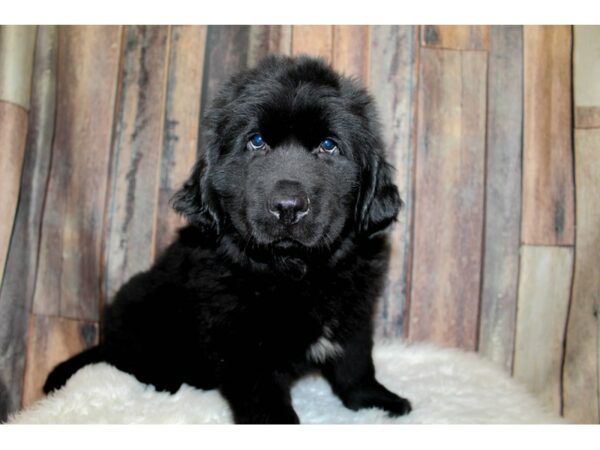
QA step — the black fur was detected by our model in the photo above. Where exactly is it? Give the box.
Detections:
[44,55,411,424]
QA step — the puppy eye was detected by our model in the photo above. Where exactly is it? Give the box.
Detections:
[248,133,266,150]
[319,138,338,154]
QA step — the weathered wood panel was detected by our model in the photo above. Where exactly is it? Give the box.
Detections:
[513,245,573,414]
[332,25,370,82]
[22,314,98,407]
[563,129,600,423]
[478,26,523,372]
[368,26,418,338]
[421,25,489,51]
[0,26,56,422]
[574,26,600,129]
[104,26,170,305]
[292,26,333,62]
[154,26,207,255]
[0,25,37,109]
[248,25,292,67]
[409,48,487,350]
[522,26,574,246]
[0,103,28,287]
[32,26,122,320]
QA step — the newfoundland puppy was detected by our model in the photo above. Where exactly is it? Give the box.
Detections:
[44,55,412,424]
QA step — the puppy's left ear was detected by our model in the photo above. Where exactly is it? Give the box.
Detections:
[171,158,221,233]
[356,155,403,237]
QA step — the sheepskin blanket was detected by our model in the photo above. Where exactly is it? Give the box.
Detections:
[9,341,562,424]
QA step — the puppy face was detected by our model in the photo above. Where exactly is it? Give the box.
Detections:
[174,56,401,253]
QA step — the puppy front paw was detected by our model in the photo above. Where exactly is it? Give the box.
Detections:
[381,395,412,417]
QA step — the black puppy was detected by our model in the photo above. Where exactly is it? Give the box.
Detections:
[44,55,412,424]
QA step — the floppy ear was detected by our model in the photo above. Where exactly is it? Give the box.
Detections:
[171,158,221,233]
[356,155,403,237]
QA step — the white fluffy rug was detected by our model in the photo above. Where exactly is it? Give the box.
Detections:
[8,341,562,424]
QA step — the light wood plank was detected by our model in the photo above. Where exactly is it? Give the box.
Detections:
[563,128,600,423]
[332,25,370,82]
[409,48,487,351]
[478,26,523,372]
[513,245,573,415]
[154,26,207,255]
[0,25,37,109]
[0,26,57,421]
[32,26,122,320]
[247,25,292,67]
[421,25,489,50]
[574,26,600,108]
[104,26,170,305]
[368,26,418,338]
[522,26,574,245]
[22,314,98,408]
[292,26,333,62]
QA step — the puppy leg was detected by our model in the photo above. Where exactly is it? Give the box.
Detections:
[322,333,412,417]
[220,372,299,424]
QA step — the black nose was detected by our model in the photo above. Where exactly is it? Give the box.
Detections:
[268,181,310,225]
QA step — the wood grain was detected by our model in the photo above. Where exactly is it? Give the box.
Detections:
[368,26,418,338]
[522,26,574,246]
[0,26,57,421]
[574,26,600,108]
[513,245,573,414]
[32,26,122,320]
[575,107,600,129]
[154,26,207,255]
[409,48,487,351]
[332,25,370,82]
[478,26,523,372]
[421,25,489,51]
[292,26,333,62]
[562,129,600,423]
[0,25,37,109]
[247,25,292,67]
[104,26,170,305]
[0,102,28,286]
[22,314,98,407]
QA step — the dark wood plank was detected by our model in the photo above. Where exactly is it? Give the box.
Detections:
[292,26,333,62]
[421,25,489,50]
[332,25,370,82]
[513,245,573,415]
[0,25,57,421]
[32,26,122,320]
[104,26,170,305]
[0,25,37,109]
[522,26,574,245]
[22,314,98,408]
[409,48,487,351]
[368,26,418,338]
[563,129,600,423]
[247,25,292,67]
[154,26,207,255]
[478,26,523,372]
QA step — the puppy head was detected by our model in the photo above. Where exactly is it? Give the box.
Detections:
[173,56,401,252]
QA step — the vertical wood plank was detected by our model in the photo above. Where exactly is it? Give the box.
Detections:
[154,26,207,255]
[332,25,370,82]
[0,26,56,421]
[513,245,573,414]
[104,26,170,305]
[247,25,292,67]
[409,48,487,351]
[0,25,37,109]
[32,26,122,320]
[574,26,600,129]
[563,129,600,423]
[291,26,333,62]
[421,25,489,51]
[368,26,418,338]
[522,26,574,246]
[478,26,523,372]
[22,314,98,407]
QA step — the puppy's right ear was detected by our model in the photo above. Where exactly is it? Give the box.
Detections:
[171,158,220,233]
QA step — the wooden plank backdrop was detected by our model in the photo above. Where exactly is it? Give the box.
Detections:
[0,25,595,423]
